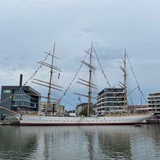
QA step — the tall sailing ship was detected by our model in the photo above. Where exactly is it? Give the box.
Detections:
[14,44,151,125]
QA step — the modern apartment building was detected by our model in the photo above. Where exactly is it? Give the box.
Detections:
[96,88,126,114]
[148,92,160,111]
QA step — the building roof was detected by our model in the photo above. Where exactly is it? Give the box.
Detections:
[98,87,124,96]
[2,86,41,96]
[148,92,160,96]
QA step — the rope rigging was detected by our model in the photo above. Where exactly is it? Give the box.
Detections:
[1,45,146,113]
[93,46,122,105]
[23,51,51,86]
[93,46,112,88]
[126,55,146,102]
[59,52,88,102]
[0,51,52,114]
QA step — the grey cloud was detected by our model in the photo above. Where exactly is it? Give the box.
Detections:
[0,0,160,109]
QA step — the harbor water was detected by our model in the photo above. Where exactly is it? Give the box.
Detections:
[0,125,160,160]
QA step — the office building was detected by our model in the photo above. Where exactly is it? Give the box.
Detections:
[0,86,41,115]
[96,88,125,114]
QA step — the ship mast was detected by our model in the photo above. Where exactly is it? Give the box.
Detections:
[32,43,62,115]
[46,44,55,115]
[75,43,97,116]
[87,44,93,116]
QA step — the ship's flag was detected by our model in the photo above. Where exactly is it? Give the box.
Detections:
[58,73,60,79]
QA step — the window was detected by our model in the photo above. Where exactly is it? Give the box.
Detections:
[3,90,11,94]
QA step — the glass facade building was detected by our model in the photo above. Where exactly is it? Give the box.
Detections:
[0,86,41,115]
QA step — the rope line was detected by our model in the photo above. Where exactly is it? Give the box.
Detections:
[59,52,88,101]
[126,55,146,102]
[23,51,51,86]
[93,46,123,105]
[93,47,112,87]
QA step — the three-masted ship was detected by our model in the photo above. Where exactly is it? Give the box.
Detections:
[16,44,152,125]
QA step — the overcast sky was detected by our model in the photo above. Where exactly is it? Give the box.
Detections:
[0,0,160,110]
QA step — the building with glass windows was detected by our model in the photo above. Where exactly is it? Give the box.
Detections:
[0,86,41,116]
[40,101,65,116]
[147,92,160,111]
[96,88,125,114]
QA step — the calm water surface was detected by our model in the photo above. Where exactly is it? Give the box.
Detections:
[0,125,160,160]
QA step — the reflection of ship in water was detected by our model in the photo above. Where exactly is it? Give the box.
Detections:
[79,126,134,159]
[144,125,160,148]
[79,125,160,160]
[84,129,95,160]
[0,125,159,159]
[97,126,133,159]
[34,126,160,160]
[94,125,160,160]
[0,126,38,159]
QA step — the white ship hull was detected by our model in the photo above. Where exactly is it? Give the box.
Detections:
[16,114,152,126]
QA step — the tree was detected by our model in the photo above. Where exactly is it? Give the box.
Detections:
[79,107,95,116]
[79,107,88,116]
